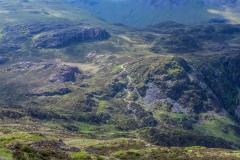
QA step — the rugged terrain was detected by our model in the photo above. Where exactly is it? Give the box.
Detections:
[0,0,240,159]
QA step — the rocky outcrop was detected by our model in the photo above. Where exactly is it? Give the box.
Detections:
[127,57,221,114]
[33,26,111,48]
[1,23,72,42]
[1,22,111,50]
[143,84,188,113]
[9,62,82,83]
[49,65,81,83]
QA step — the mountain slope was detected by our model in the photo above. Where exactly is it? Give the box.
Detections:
[0,0,240,159]
[67,0,240,27]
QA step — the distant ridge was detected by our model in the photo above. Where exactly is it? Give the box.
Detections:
[66,0,240,27]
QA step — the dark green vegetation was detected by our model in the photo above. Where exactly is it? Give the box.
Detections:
[0,0,240,159]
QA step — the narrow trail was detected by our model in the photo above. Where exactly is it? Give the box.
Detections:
[120,62,144,111]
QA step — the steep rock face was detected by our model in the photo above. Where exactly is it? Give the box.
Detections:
[126,57,222,114]
[198,53,240,120]
[222,54,240,87]
[116,55,240,147]
[125,55,240,122]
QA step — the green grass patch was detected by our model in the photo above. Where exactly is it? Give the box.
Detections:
[167,112,187,119]
[167,67,183,76]
[0,149,12,160]
[72,152,93,160]
[112,65,123,72]
[0,131,44,146]
[78,123,96,133]
[194,115,240,143]
[98,100,109,112]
